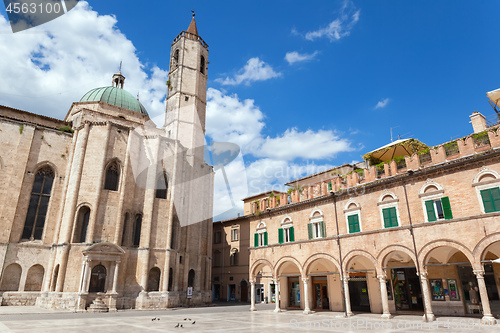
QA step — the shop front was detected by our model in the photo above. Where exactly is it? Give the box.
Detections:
[288,277,301,308]
[348,273,370,312]
[312,276,329,310]
[391,268,423,312]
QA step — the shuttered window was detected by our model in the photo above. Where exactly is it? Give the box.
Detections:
[425,197,453,222]
[347,214,360,233]
[382,207,398,228]
[481,188,500,213]
[308,221,325,239]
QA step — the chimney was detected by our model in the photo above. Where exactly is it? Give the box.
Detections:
[470,111,487,133]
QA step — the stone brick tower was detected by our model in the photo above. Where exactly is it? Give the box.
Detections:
[164,13,209,166]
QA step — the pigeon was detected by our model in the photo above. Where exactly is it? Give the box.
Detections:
[175,323,179,328]
[192,321,196,325]
[184,318,188,321]
[180,324,184,328]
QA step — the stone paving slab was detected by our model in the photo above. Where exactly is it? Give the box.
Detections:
[0,305,499,332]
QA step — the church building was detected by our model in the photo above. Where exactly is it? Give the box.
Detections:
[0,15,213,311]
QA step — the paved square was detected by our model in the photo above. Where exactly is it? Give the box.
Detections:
[0,304,499,332]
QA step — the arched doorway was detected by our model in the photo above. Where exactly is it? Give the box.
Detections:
[89,265,107,293]
[304,256,341,311]
[25,264,44,291]
[345,254,377,313]
[480,240,500,317]
[423,244,476,316]
[382,250,423,313]
[0,263,22,291]
[276,260,302,309]
[147,267,161,292]
[241,280,248,302]
[252,260,273,304]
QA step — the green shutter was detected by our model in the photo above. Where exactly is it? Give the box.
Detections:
[254,233,259,247]
[491,188,500,212]
[264,231,268,246]
[289,226,295,242]
[383,208,391,228]
[481,189,494,213]
[307,223,313,239]
[425,200,437,222]
[389,207,398,227]
[383,207,398,228]
[278,228,284,244]
[320,221,326,238]
[348,214,360,233]
[441,197,453,219]
[328,182,332,191]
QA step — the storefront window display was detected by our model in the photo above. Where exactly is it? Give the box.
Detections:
[429,279,444,301]
[447,279,460,301]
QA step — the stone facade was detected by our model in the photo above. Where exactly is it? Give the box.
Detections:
[223,111,500,322]
[0,17,213,311]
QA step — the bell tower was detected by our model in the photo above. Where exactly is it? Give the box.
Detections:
[164,13,209,163]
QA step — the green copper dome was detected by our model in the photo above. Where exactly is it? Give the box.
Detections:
[80,86,148,116]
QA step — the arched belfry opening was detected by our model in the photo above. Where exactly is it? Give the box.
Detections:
[112,62,125,89]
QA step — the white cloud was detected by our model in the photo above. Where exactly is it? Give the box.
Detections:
[0,2,168,122]
[206,88,352,161]
[285,51,319,65]
[374,98,390,109]
[304,1,360,42]
[206,88,353,218]
[215,57,281,86]
[257,128,351,160]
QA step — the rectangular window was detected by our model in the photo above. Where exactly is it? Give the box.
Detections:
[481,187,500,213]
[256,231,268,247]
[382,207,398,228]
[327,182,332,191]
[309,222,325,239]
[425,197,453,222]
[231,228,238,241]
[214,231,221,244]
[347,214,360,233]
[280,226,294,243]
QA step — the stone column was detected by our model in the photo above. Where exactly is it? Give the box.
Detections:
[274,278,281,312]
[419,271,435,322]
[78,260,87,293]
[139,137,161,294]
[56,123,91,293]
[343,274,353,317]
[112,261,120,294]
[87,122,111,243]
[474,270,497,323]
[113,128,133,244]
[378,274,392,319]
[250,279,256,311]
[302,277,311,314]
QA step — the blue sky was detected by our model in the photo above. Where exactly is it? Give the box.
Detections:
[1,1,499,219]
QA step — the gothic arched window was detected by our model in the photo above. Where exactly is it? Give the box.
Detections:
[104,161,120,191]
[155,172,168,199]
[173,49,179,67]
[132,214,142,247]
[22,166,55,240]
[73,206,90,243]
[188,269,195,288]
[200,56,205,74]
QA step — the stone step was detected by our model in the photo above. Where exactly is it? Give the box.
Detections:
[87,297,108,313]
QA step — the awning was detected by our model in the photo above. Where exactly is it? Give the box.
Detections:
[363,138,429,163]
[487,88,500,108]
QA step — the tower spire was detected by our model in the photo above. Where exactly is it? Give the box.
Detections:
[186,11,198,35]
